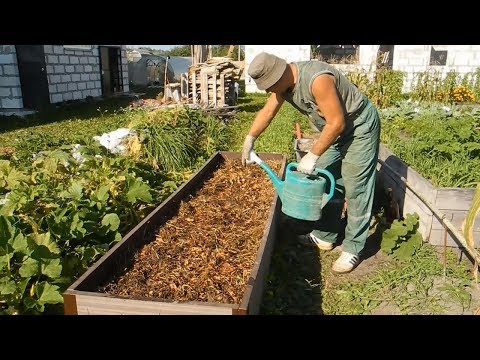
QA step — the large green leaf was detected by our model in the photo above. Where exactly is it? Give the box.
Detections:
[126,179,152,204]
[11,233,28,253]
[5,168,29,190]
[408,232,423,251]
[404,213,419,232]
[0,253,13,270]
[41,258,62,279]
[101,213,120,231]
[67,182,83,201]
[95,185,110,202]
[387,221,409,237]
[28,232,60,254]
[36,282,63,305]
[393,240,416,260]
[0,277,16,295]
[19,257,40,278]
[381,233,398,254]
[0,215,13,247]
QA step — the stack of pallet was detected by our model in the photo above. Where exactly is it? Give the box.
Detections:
[188,57,243,108]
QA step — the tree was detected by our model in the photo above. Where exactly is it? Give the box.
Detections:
[165,45,191,57]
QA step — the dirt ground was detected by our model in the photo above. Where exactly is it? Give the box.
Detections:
[262,213,480,315]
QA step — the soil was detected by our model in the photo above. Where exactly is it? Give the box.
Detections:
[99,159,282,304]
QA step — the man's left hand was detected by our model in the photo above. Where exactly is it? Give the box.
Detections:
[297,151,320,174]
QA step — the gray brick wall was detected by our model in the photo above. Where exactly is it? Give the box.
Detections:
[1,45,129,109]
[44,45,129,103]
[0,45,23,109]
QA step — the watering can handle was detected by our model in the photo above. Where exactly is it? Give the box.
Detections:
[316,169,335,207]
[287,163,335,207]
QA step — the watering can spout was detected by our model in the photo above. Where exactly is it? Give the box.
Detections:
[248,151,284,200]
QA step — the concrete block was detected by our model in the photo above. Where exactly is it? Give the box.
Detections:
[71,74,81,82]
[0,54,15,64]
[67,83,77,91]
[3,65,17,75]
[80,57,88,64]
[46,65,54,74]
[63,92,73,101]
[54,65,64,73]
[0,88,11,97]
[94,81,101,88]
[47,55,59,64]
[44,45,53,54]
[84,65,92,72]
[61,74,71,82]
[87,81,95,89]
[49,84,57,93]
[82,89,91,97]
[59,55,69,63]
[123,84,129,92]
[74,65,84,72]
[10,87,22,97]
[0,45,15,53]
[49,75,61,84]
[65,65,75,73]
[2,97,22,108]
[0,66,2,76]
[91,88,101,97]
[88,57,96,64]
[80,74,89,81]
[69,56,79,64]
[51,93,63,103]
[72,91,82,100]
[64,50,75,55]
[57,83,67,92]
[53,46,64,54]
[1,76,20,86]
[89,73,96,80]
[77,82,86,90]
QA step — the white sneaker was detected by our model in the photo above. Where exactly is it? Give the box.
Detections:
[332,251,360,273]
[298,233,334,251]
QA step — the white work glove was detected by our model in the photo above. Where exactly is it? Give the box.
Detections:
[297,151,319,174]
[241,134,256,166]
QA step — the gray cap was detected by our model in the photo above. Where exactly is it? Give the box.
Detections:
[248,52,287,90]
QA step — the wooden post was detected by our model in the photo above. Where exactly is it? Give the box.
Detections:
[220,74,225,107]
[192,72,197,104]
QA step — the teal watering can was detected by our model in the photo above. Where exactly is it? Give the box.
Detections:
[248,151,335,221]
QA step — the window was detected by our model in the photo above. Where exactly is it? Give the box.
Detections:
[430,47,447,66]
[312,45,359,64]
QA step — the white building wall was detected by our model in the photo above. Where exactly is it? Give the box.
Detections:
[393,45,480,92]
[245,45,311,93]
[0,45,23,109]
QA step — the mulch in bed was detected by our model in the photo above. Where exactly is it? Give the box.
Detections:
[100,158,283,304]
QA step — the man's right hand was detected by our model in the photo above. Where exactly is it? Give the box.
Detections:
[241,134,256,166]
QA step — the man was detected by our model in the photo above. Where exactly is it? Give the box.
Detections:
[241,52,380,273]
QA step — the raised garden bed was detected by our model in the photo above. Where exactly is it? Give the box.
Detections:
[63,151,286,315]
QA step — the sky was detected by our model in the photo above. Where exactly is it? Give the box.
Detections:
[126,45,180,50]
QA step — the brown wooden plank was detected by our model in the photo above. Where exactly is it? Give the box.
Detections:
[63,293,78,315]
[201,73,208,105]
[435,188,476,211]
[192,72,197,104]
[74,292,235,315]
